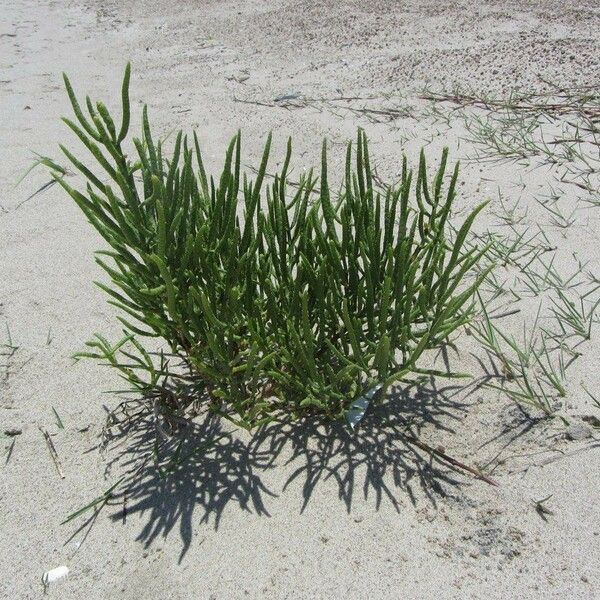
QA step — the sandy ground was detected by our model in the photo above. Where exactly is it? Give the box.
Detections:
[2,0,600,598]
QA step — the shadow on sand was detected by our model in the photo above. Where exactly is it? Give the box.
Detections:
[90,377,488,560]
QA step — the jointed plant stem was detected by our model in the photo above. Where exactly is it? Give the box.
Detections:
[52,64,490,432]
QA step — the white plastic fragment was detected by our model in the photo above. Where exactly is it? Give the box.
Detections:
[345,383,383,429]
[42,566,69,589]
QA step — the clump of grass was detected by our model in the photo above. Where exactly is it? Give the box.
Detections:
[472,300,565,416]
[49,64,490,434]
[422,84,600,421]
[421,84,600,201]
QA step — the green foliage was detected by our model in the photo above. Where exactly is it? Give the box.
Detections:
[54,64,490,429]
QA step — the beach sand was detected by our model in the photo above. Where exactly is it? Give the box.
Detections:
[1,1,600,598]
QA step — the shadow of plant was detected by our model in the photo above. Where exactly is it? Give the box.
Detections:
[106,378,475,560]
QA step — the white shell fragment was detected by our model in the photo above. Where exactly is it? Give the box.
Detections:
[42,566,69,588]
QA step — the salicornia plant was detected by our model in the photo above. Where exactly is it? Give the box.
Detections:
[51,64,490,432]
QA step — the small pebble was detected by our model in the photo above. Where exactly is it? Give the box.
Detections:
[581,415,600,428]
[4,428,22,437]
[565,423,593,441]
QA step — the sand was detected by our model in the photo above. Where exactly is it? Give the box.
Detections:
[1,0,600,598]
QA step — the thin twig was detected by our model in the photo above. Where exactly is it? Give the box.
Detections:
[39,426,65,479]
[402,434,499,486]
[5,438,16,464]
